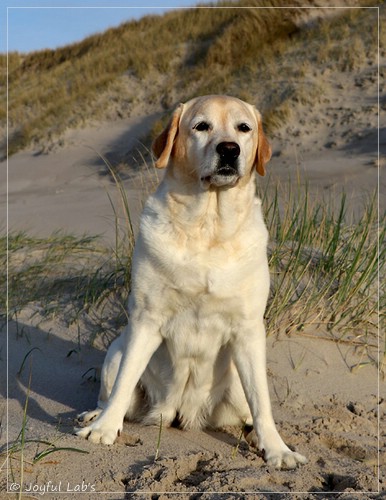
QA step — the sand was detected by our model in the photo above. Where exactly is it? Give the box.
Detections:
[1,44,385,499]
[1,311,383,498]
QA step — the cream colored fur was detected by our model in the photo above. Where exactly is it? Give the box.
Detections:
[75,95,307,469]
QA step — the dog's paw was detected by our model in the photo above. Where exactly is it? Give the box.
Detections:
[76,408,102,426]
[74,419,122,445]
[254,425,307,469]
[264,448,308,469]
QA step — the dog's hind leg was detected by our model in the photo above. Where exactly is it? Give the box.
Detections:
[208,361,252,428]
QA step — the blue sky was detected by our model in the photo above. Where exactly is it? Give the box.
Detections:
[2,0,215,54]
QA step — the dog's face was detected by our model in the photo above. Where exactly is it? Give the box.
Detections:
[153,95,271,188]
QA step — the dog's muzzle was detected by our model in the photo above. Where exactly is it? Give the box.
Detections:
[201,142,241,188]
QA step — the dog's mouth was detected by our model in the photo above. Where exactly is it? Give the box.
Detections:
[201,162,240,187]
[201,176,239,188]
[216,165,238,177]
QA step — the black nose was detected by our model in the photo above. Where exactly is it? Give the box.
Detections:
[216,142,240,163]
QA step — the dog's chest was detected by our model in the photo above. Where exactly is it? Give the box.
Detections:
[134,197,268,347]
[154,244,255,350]
[167,241,248,298]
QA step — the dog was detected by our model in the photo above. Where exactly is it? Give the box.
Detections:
[75,95,307,469]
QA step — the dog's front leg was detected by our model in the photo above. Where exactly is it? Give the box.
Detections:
[76,322,162,444]
[232,324,307,469]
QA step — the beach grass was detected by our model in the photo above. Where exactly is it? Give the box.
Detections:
[260,181,383,354]
[2,231,131,342]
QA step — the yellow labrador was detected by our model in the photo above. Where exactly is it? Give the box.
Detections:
[76,95,307,469]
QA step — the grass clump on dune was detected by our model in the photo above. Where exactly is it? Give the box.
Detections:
[262,184,383,348]
[2,231,132,342]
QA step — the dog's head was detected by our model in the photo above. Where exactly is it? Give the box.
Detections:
[152,95,271,189]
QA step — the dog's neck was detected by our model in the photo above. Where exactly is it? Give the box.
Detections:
[158,167,257,244]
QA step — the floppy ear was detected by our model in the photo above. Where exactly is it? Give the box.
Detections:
[152,103,184,169]
[253,111,272,177]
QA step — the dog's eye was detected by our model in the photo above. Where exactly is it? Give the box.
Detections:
[238,123,252,133]
[193,121,210,132]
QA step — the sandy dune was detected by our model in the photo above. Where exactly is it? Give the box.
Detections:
[1,48,385,497]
